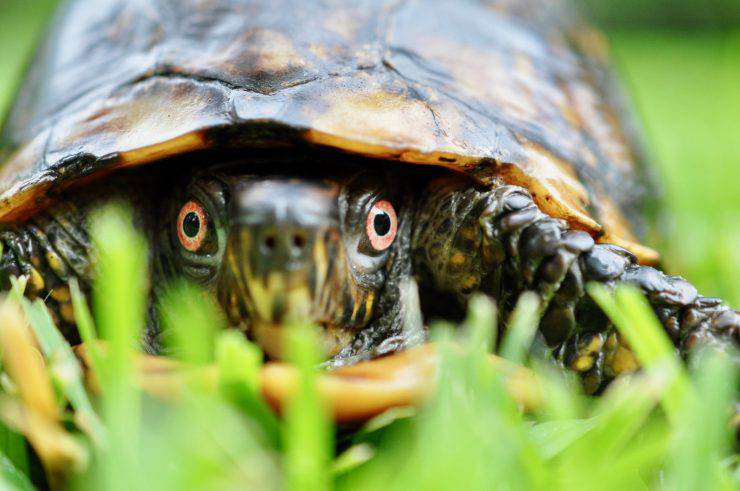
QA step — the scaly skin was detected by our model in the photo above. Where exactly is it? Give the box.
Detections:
[413,176,739,393]
[0,202,93,342]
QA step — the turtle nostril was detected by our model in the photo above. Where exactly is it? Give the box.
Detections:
[292,233,306,251]
[263,234,277,252]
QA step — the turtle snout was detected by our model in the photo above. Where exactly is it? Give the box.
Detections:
[231,178,338,282]
[253,223,314,277]
[220,178,340,329]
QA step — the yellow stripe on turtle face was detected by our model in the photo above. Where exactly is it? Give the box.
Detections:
[362,292,375,324]
[312,231,329,310]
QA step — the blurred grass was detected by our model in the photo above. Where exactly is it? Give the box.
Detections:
[0,0,57,120]
[580,0,740,29]
[608,29,740,306]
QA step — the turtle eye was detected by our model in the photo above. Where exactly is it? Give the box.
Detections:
[177,200,208,252]
[365,200,397,251]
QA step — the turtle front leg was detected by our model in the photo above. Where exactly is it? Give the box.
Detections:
[413,176,738,392]
[0,203,93,342]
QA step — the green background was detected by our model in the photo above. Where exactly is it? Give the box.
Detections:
[0,0,738,304]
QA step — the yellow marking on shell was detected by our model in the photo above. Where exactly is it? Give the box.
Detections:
[0,133,51,222]
[595,192,659,265]
[211,29,309,77]
[118,132,207,167]
[305,89,479,168]
[497,141,600,234]
[251,30,307,73]
[418,35,539,123]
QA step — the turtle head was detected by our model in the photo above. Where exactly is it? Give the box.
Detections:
[160,167,402,359]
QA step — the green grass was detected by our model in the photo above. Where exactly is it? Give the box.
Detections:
[0,205,736,490]
[0,0,57,120]
[608,29,740,306]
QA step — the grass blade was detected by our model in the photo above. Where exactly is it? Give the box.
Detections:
[588,283,691,421]
[158,280,224,366]
[499,291,540,363]
[0,452,36,491]
[667,350,738,490]
[20,298,104,446]
[216,330,280,446]
[89,204,148,491]
[283,324,332,491]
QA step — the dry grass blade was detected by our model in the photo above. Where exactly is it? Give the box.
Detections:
[0,300,87,485]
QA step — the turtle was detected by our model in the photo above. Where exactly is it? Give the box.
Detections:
[0,0,737,394]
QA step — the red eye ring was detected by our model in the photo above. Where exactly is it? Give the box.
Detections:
[366,200,397,251]
[177,200,208,252]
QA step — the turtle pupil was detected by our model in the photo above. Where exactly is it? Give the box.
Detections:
[183,212,201,238]
[373,212,391,236]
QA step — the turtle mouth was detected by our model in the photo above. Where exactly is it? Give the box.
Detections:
[218,232,372,360]
[248,321,355,360]
[238,274,353,360]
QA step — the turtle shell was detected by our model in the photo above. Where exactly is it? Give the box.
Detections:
[0,0,659,263]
